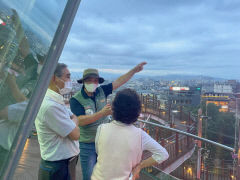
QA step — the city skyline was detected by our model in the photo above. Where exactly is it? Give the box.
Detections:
[60,0,240,80]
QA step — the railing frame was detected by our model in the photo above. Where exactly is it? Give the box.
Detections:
[138,120,234,152]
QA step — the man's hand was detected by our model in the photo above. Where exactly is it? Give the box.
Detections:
[100,104,112,117]
[131,164,142,180]
[133,62,147,73]
[71,114,79,126]
[112,62,147,90]
[68,114,80,140]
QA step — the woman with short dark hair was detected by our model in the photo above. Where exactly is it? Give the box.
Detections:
[112,88,141,124]
[91,88,169,180]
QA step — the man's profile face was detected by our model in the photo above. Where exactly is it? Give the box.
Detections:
[84,77,99,85]
[56,68,71,89]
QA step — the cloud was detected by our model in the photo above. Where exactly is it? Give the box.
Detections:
[60,0,240,79]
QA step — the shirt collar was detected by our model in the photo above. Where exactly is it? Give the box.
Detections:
[46,89,64,105]
[113,120,132,126]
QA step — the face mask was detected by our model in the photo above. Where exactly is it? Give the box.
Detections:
[59,81,72,95]
[37,64,43,75]
[84,83,98,93]
[57,77,72,95]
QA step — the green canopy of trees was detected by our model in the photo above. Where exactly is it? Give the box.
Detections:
[202,103,235,160]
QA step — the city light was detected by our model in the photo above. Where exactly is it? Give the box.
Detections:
[187,167,193,176]
[170,87,190,91]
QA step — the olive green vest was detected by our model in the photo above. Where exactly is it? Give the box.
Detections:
[73,87,110,143]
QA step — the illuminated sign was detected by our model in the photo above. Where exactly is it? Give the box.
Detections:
[170,87,190,91]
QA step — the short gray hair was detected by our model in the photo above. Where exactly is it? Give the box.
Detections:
[54,63,67,78]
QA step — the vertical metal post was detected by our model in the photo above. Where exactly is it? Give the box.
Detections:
[180,105,183,121]
[175,132,179,156]
[197,108,203,180]
[145,95,148,112]
[187,111,191,147]
[158,102,161,117]
[171,113,174,128]
[206,165,208,180]
[155,127,159,142]
[168,103,171,123]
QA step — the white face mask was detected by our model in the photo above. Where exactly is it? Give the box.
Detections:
[59,81,72,95]
[37,64,43,75]
[84,83,98,93]
[57,77,73,95]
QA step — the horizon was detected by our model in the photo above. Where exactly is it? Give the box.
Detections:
[70,71,238,82]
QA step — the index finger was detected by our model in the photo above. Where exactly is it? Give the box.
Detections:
[139,62,147,66]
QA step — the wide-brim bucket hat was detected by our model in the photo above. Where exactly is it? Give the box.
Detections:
[77,68,104,84]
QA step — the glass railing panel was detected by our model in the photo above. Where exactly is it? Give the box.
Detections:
[0,0,67,174]
[170,143,235,180]
[138,119,235,180]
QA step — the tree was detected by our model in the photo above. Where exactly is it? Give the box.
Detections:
[203,103,235,160]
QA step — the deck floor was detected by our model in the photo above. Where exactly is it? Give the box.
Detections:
[13,136,82,180]
[13,136,152,180]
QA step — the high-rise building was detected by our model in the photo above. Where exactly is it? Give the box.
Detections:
[167,86,201,107]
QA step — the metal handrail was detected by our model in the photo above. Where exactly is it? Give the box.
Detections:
[138,120,235,152]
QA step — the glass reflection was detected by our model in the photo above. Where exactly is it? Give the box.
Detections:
[0,0,67,173]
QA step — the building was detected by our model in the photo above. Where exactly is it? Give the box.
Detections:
[214,83,233,94]
[202,92,230,112]
[167,86,201,107]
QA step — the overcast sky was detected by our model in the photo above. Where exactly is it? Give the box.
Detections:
[60,0,240,80]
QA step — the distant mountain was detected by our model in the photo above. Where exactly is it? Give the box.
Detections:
[143,74,225,81]
[71,71,225,81]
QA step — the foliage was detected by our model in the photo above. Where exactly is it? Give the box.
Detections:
[202,103,235,160]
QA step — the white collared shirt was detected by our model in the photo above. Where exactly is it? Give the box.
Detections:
[35,89,79,161]
[96,120,169,164]
[92,120,169,180]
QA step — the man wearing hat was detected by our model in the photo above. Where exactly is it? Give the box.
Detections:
[69,62,146,180]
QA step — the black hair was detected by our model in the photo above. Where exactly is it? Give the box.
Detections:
[54,63,67,78]
[112,88,141,124]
